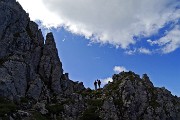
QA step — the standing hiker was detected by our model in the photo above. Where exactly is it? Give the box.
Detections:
[94,80,97,90]
[98,79,101,89]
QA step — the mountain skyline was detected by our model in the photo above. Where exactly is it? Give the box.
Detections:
[17,0,180,96]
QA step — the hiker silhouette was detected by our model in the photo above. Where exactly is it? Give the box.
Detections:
[94,80,97,90]
[98,79,101,89]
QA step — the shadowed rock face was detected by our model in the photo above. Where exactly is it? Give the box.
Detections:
[39,32,63,94]
[0,0,180,120]
[0,0,85,101]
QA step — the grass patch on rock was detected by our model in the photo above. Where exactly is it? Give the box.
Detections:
[46,104,64,114]
[87,99,104,107]
[0,97,17,117]
[32,112,49,120]
[80,106,102,120]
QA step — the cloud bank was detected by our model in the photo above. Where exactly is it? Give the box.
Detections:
[17,0,180,54]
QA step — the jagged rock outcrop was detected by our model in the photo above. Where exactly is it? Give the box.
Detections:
[39,32,63,94]
[0,0,180,120]
[0,0,85,102]
[0,0,44,101]
[101,71,180,120]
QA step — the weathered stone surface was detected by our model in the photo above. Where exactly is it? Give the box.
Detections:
[101,98,119,120]
[0,0,68,101]
[27,75,43,101]
[0,66,17,100]
[0,0,85,102]
[0,0,29,58]
[33,102,48,114]
[142,73,154,88]
[0,59,27,100]
[100,72,180,120]
[39,33,63,94]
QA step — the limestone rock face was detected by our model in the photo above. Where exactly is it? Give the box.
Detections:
[0,0,84,102]
[27,75,43,101]
[100,72,180,120]
[39,33,63,94]
[0,0,44,100]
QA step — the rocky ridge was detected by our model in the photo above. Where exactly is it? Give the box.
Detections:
[0,0,180,120]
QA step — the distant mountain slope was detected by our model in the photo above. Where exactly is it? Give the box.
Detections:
[0,0,179,120]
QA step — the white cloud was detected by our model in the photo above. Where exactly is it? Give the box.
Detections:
[113,66,128,73]
[125,49,137,55]
[17,0,180,53]
[101,77,113,86]
[148,25,180,54]
[125,48,152,55]
[138,48,152,54]
[17,0,63,28]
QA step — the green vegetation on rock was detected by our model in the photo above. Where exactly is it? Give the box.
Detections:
[32,112,49,120]
[20,97,29,103]
[87,99,104,107]
[147,88,160,109]
[114,99,123,107]
[46,104,64,114]
[80,106,102,120]
[0,97,17,117]
[0,57,8,65]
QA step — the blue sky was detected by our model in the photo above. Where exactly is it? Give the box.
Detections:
[17,0,180,96]
[48,28,180,96]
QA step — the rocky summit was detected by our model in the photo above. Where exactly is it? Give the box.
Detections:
[0,0,180,120]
